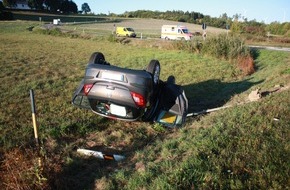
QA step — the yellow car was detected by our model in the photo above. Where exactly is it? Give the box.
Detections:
[116,27,136,37]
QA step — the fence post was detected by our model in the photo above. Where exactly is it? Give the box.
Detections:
[30,89,42,168]
[30,89,40,146]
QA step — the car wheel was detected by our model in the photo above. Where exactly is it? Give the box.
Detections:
[167,75,175,84]
[146,60,161,86]
[89,52,107,65]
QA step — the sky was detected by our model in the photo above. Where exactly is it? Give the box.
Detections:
[74,0,290,23]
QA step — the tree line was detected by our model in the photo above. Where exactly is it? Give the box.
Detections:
[2,0,91,14]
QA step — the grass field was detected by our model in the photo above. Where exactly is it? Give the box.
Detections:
[59,17,227,38]
[11,11,227,38]
[0,20,289,189]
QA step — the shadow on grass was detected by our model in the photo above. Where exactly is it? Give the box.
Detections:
[250,47,260,60]
[184,78,264,113]
[44,118,166,190]
[48,155,118,190]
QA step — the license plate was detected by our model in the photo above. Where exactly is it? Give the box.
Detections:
[101,72,124,82]
[110,104,126,117]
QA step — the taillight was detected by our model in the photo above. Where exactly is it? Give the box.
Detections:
[131,92,146,108]
[84,84,93,96]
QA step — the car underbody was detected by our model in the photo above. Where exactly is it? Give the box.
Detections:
[72,52,188,127]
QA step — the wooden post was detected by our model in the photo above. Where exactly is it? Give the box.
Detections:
[30,89,39,146]
[30,89,42,168]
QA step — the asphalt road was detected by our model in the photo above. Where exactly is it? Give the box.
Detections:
[249,45,290,52]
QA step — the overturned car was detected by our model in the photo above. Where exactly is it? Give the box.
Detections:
[72,52,188,127]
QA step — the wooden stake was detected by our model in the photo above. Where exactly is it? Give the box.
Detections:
[30,89,42,168]
[30,89,39,146]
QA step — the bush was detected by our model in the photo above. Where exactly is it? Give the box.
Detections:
[0,11,14,20]
[32,27,82,39]
[201,34,251,60]
[171,34,255,75]
[200,34,255,75]
[0,1,14,20]
[172,39,203,53]
[33,27,63,36]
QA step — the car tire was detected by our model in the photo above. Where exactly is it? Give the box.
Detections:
[89,52,107,64]
[167,75,175,84]
[146,60,160,87]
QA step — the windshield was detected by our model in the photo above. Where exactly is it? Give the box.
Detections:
[126,28,134,32]
[182,29,189,34]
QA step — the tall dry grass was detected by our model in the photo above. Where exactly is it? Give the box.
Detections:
[237,55,255,75]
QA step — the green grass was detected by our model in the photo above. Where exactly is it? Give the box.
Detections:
[0,20,289,189]
[130,91,289,189]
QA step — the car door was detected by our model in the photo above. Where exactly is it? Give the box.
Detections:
[154,81,188,128]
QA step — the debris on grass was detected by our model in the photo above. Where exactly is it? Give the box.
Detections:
[77,148,125,161]
[248,88,261,102]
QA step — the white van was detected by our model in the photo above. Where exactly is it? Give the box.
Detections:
[161,25,192,40]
